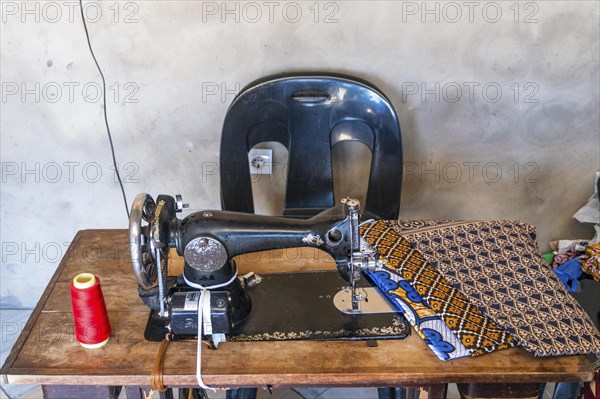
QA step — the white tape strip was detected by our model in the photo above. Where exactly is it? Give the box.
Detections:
[188,266,239,391]
[196,289,216,391]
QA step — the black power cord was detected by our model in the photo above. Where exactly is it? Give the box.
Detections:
[78,0,130,219]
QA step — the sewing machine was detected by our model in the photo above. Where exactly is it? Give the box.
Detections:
[129,193,408,346]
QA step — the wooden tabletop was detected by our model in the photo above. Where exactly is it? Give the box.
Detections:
[0,230,594,387]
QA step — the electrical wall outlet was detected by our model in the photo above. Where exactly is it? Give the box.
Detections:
[248,148,273,175]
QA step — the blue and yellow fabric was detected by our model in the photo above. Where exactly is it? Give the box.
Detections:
[360,222,516,361]
[366,248,471,360]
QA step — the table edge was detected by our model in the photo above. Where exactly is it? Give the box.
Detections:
[2,368,594,386]
[0,230,86,384]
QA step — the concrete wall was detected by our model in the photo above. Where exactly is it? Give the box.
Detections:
[1,0,599,309]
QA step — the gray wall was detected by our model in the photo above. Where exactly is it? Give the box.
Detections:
[1,1,599,309]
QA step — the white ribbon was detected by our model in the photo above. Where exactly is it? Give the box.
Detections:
[196,288,215,391]
[191,269,238,392]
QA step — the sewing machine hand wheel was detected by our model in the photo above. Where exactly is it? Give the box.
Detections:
[129,193,158,288]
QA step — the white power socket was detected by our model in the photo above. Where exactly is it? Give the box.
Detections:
[248,148,273,175]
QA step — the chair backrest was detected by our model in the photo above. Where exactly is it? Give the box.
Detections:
[219,72,403,219]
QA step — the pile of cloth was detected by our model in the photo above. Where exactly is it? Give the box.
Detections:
[545,172,600,291]
[360,220,600,361]
[545,240,600,291]
[359,172,600,362]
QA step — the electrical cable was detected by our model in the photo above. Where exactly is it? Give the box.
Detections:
[78,0,130,218]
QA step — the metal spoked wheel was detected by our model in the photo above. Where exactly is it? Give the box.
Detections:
[129,193,158,288]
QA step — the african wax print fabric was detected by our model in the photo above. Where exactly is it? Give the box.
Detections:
[361,223,516,361]
[392,220,600,357]
[364,239,471,360]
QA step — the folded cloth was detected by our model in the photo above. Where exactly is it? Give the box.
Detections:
[583,243,600,281]
[552,249,578,269]
[392,220,600,357]
[367,262,471,361]
[553,257,584,292]
[360,226,516,361]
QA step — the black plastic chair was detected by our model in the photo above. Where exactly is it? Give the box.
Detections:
[220,72,403,219]
[219,73,404,399]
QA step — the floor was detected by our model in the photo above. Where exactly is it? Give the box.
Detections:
[0,383,562,399]
[0,385,463,399]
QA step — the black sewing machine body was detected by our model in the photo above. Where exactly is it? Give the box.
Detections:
[177,205,354,284]
[130,193,407,345]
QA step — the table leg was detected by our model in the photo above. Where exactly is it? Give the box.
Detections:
[457,383,541,399]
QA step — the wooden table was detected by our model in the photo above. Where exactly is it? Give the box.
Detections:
[1,230,595,399]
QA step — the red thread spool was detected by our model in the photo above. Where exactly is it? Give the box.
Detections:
[70,273,111,348]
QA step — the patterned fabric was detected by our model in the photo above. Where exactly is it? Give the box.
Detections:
[364,238,470,361]
[583,243,600,281]
[393,220,600,357]
[361,223,516,359]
